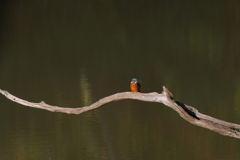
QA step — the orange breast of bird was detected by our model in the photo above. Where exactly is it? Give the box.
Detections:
[130,83,140,92]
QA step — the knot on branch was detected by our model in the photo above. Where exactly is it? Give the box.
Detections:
[162,86,173,99]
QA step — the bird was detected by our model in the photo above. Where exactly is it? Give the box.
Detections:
[130,78,141,92]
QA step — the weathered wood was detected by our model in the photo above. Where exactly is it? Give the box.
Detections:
[0,86,240,139]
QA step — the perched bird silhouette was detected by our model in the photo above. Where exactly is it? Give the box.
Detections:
[130,78,141,92]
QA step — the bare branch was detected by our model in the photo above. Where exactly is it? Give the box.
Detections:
[0,86,240,139]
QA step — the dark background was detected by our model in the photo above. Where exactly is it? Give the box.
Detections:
[0,0,240,159]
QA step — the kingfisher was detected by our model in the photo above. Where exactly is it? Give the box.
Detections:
[130,78,141,92]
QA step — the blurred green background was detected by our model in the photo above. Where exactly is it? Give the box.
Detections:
[0,0,240,159]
